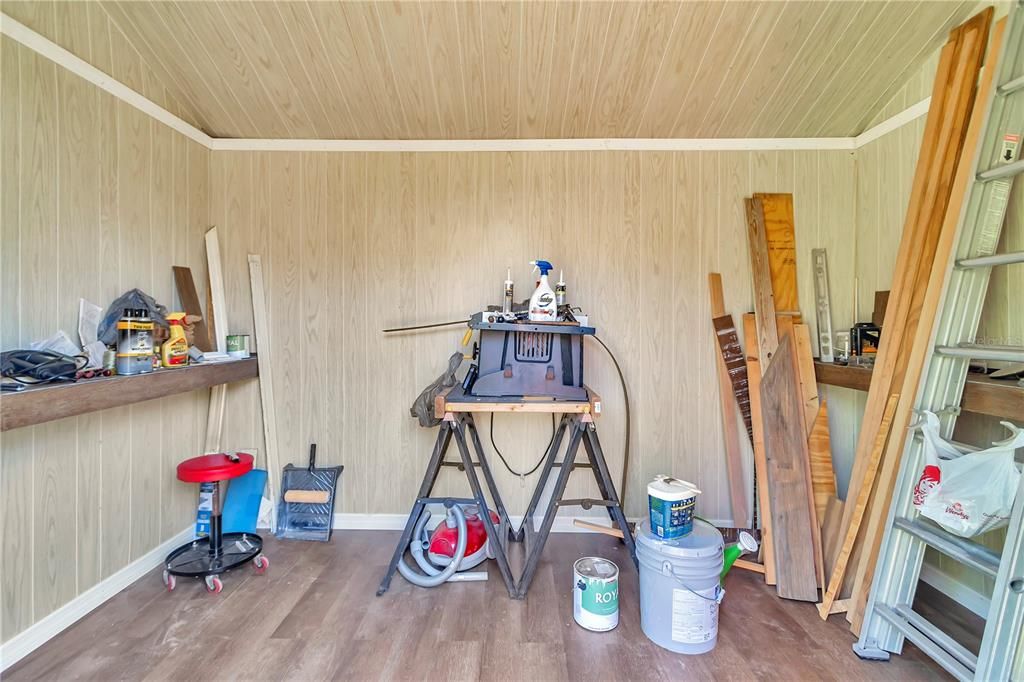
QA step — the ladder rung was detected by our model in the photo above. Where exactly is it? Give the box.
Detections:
[977,158,1024,181]
[997,74,1024,95]
[935,344,1024,363]
[956,250,1024,268]
[895,605,978,671]
[873,604,975,680]
[893,517,1000,577]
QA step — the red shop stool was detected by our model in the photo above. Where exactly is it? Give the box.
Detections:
[163,452,268,593]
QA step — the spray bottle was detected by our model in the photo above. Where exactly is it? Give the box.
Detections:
[161,312,189,367]
[528,260,557,322]
[503,268,515,314]
[555,270,567,307]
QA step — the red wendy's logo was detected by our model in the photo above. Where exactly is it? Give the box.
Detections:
[913,464,941,505]
[945,502,969,520]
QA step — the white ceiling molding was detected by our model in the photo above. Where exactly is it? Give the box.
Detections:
[2,11,922,154]
[853,98,931,147]
[0,14,214,148]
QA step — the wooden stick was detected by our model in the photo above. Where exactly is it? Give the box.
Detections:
[743,313,775,585]
[817,394,900,619]
[808,402,837,520]
[249,254,283,533]
[573,519,625,538]
[708,273,750,527]
[733,559,766,574]
[204,226,228,354]
[792,324,821,436]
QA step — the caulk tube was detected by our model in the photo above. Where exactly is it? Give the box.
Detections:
[556,270,567,306]
[720,531,759,581]
[503,268,514,313]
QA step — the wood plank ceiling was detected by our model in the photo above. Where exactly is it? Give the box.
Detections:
[4,1,980,140]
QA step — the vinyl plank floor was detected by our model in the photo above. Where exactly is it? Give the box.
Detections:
[6,531,950,681]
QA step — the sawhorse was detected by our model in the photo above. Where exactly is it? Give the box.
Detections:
[377,390,637,599]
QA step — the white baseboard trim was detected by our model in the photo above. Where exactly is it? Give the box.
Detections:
[0,526,192,673]
[919,563,991,618]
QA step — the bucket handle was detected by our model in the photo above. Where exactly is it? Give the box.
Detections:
[661,561,723,603]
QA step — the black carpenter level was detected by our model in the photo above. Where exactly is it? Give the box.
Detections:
[376,396,636,600]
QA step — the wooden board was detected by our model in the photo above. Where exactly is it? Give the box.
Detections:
[847,12,999,635]
[872,290,890,328]
[808,402,837,520]
[754,193,800,317]
[743,313,775,585]
[745,198,781,367]
[708,274,750,526]
[820,495,844,579]
[759,332,818,601]
[817,394,899,619]
[172,266,213,352]
[204,226,228,354]
[834,9,991,589]
[793,324,821,435]
[249,254,282,533]
[0,359,258,432]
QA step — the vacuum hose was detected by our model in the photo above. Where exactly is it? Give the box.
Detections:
[398,506,468,588]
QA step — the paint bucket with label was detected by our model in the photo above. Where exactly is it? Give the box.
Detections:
[227,334,250,358]
[636,518,724,654]
[573,557,619,631]
[647,475,700,539]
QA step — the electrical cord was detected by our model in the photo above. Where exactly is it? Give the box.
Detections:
[490,412,556,478]
[382,319,468,333]
[591,334,631,513]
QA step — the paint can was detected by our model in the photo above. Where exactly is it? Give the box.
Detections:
[636,518,724,654]
[647,475,699,539]
[227,334,250,358]
[573,557,619,631]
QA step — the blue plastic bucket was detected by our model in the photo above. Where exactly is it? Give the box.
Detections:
[647,476,699,539]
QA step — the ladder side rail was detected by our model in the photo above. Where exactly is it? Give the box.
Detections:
[975,471,1024,680]
[857,4,1023,656]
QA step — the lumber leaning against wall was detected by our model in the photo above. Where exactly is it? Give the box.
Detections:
[0,32,210,644]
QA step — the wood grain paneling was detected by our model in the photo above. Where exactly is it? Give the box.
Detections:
[211,148,856,526]
[2,1,981,139]
[0,34,210,645]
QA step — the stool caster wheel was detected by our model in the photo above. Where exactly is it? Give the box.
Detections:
[204,576,223,594]
[252,555,269,574]
[162,570,176,592]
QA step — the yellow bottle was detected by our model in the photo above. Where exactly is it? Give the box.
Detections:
[162,312,189,368]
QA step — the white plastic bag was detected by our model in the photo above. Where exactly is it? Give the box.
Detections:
[912,411,1023,538]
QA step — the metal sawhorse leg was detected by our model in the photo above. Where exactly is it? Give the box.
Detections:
[377,411,637,600]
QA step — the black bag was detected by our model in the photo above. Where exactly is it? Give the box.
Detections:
[1,350,84,385]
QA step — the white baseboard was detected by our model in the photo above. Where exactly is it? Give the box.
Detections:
[0,526,192,672]
[919,563,991,618]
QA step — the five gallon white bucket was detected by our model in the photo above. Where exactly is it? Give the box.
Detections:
[636,518,724,654]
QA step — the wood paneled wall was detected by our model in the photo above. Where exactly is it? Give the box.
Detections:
[0,36,210,644]
[210,149,857,527]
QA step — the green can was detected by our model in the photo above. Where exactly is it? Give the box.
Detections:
[573,557,619,631]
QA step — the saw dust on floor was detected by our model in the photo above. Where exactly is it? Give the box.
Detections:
[6,531,949,681]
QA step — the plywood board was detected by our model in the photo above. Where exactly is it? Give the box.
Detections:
[760,333,819,601]
[754,193,800,318]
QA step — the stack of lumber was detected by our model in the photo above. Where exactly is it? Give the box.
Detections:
[821,9,997,633]
[709,9,997,619]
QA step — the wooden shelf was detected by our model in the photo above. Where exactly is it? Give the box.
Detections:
[814,360,1022,421]
[1,357,258,432]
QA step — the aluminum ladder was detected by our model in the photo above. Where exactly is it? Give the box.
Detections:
[855,3,1024,679]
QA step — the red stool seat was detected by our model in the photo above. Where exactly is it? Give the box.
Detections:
[177,452,253,483]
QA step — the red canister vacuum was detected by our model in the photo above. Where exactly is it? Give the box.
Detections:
[398,504,497,587]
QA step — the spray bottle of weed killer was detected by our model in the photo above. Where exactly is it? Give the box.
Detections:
[529,260,557,322]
